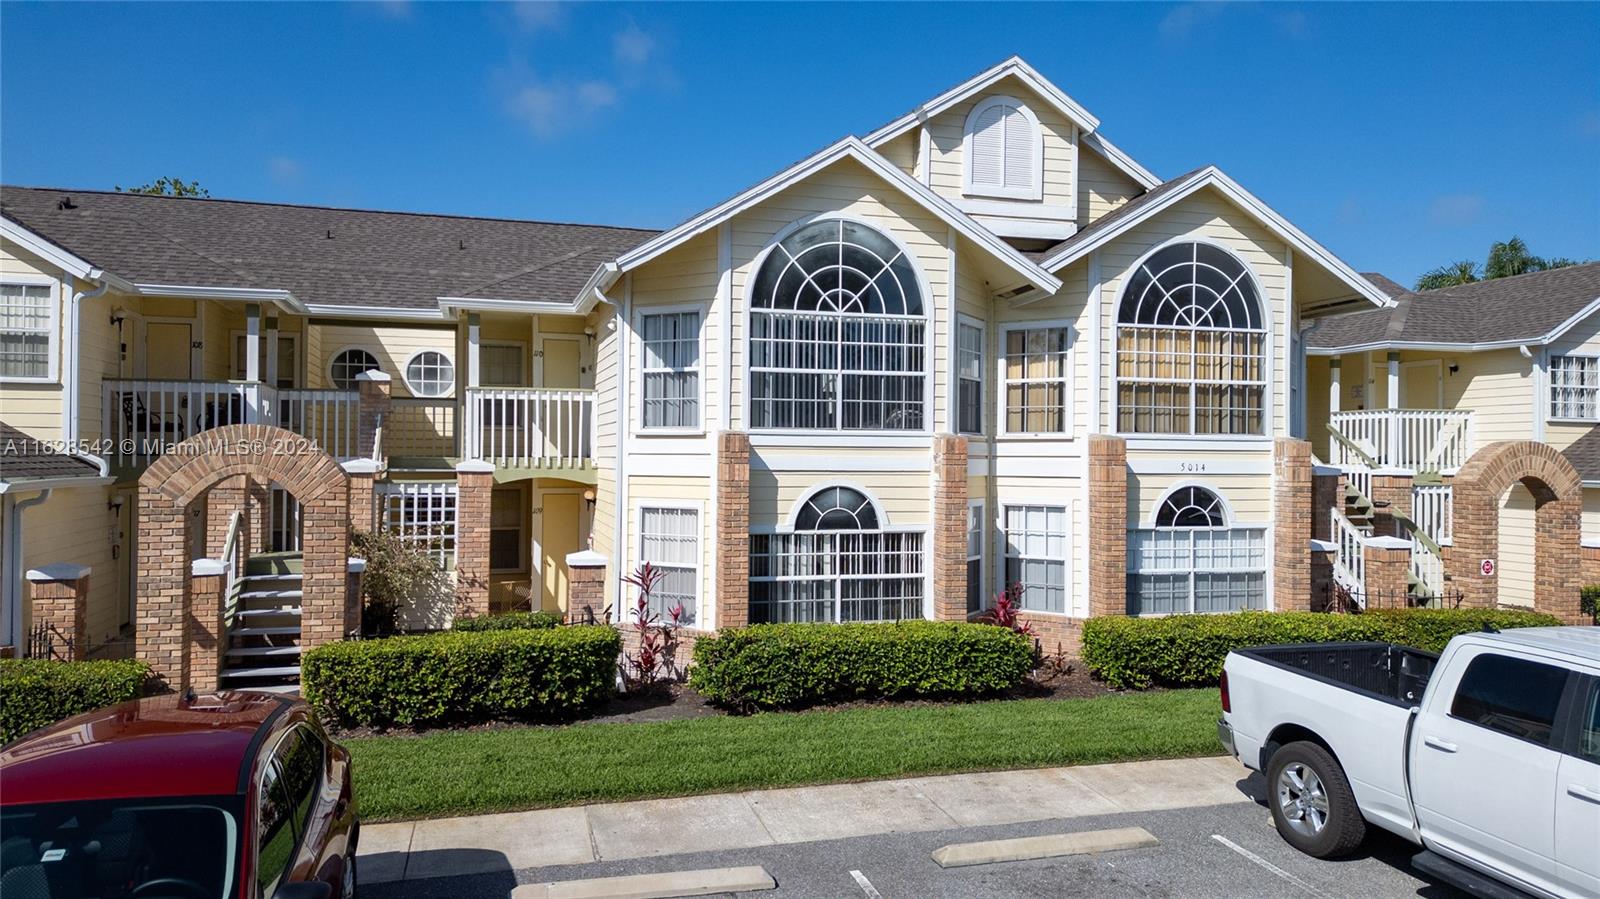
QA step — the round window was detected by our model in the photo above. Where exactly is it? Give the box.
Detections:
[329,348,380,390]
[403,350,455,398]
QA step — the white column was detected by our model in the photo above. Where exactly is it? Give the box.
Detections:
[1329,356,1342,414]
[1386,351,1401,410]
[465,313,481,459]
[264,315,280,387]
[466,313,481,388]
[244,304,261,382]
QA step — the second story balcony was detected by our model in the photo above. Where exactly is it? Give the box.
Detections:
[1328,408,1475,474]
[102,379,362,469]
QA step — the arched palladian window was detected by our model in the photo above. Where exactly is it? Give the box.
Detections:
[1115,242,1267,436]
[749,484,925,623]
[963,96,1042,200]
[1128,485,1267,615]
[748,219,926,431]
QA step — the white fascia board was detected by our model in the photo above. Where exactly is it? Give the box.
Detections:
[0,475,115,495]
[135,283,309,314]
[436,296,577,317]
[0,216,99,281]
[1306,298,1600,355]
[1535,296,1600,346]
[1040,167,1392,309]
[862,56,1100,145]
[304,303,445,321]
[610,137,1060,295]
[1078,131,1160,189]
[573,261,621,314]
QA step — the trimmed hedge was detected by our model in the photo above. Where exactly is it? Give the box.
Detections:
[1,659,150,744]
[1082,608,1564,689]
[453,611,563,632]
[690,621,1036,710]
[302,626,619,728]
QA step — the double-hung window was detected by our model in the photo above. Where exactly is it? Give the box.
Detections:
[957,318,984,435]
[966,501,985,613]
[1550,355,1600,421]
[638,505,700,624]
[1002,504,1067,613]
[0,282,56,381]
[1002,324,1070,434]
[489,487,525,572]
[639,309,701,430]
[1128,485,1267,615]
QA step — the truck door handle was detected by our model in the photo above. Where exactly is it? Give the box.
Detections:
[1423,736,1458,753]
[1568,784,1600,804]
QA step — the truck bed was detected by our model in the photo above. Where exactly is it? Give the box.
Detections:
[1236,642,1438,707]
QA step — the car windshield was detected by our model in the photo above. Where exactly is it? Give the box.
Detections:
[0,796,240,899]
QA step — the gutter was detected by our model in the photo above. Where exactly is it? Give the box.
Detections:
[3,490,52,652]
[0,475,115,495]
[63,278,115,477]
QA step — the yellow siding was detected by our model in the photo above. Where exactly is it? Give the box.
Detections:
[306,322,457,397]
[1497,483,1536,608]
[0,240,67,440]
[1127,471,1272,526]
[21,484,122,650]
[923,76,1076,209]
[749,470,930,527]
[628,232,719,432]
[878,131,918,176]
[627,476,713,624]
[1583,488,1600,542]
[1077,144,1143,225]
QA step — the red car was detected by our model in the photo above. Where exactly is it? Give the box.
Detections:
[1,691,358,899]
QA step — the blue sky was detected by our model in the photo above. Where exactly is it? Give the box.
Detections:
[3,2,1596,287]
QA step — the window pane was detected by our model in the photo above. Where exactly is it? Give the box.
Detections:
[480,345,523,387]
[405,350,454,398]
[330,349,380,390]
[640,507,698,625]
[1450,653,1568,745]
[257,764,297,895]
[1580,682,1600,764]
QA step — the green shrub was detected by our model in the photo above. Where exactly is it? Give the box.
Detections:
[1582,586,1600,625]
[1,659,150,744]
[453,611,563,632]
[1082,608,1563,689]
[689,621,1036,710]
[301,626,619,728]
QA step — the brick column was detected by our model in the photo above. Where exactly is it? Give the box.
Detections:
[454,460,494,619]
[246,478,271,553]
[931,435,969,621]
[25,564,91,660]
[1582,541,1600,588]
[1273,438,1313,611]
[206,476,250,559]
[1369,470,1414,540]
[356,370,392,462]
[345,461,378,532]
[137,498,190,688]
[715,432,751,629]
[1088,434,1128,617]
[1309,540,1335,612]
[1312,464,1340,544]
[1535,494,1584,623]
[188,559,226,692]
[1364,536,1412,608]
[298,491,354,650]
[566,550,608,624]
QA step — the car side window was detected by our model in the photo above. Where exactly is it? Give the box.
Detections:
[257,761,297,896]
[1579,678,1600,764]
[1450,652,1569,746]
[279,726,324,837]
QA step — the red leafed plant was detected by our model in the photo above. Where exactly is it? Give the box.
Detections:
[978,582,1035,637]
[619,562,684,693]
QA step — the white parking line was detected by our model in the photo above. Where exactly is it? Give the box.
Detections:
[1210,834,1335,899]
[849,869,884,899]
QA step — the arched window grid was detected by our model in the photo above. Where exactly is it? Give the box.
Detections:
[1114,241,1268,437]
[1129,484,1268,616]
[747,218,929,433]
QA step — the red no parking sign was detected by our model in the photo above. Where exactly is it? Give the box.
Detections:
[1480,559,1496,577]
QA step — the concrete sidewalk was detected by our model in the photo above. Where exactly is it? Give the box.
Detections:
[360,755,1258,884]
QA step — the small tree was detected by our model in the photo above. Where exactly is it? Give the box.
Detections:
[618,562,684,692]
[116,177,210,198]
[350,529,451,636]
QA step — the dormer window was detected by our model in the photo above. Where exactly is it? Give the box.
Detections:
[962,96,1042,200]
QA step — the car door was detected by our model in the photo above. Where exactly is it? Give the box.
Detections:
[1554,674,1600,897]
[1409,648,1569,897]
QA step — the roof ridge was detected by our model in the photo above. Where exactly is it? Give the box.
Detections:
[451,246,602,297]
[0,184,660,235]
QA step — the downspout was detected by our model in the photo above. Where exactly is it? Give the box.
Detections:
[64,279,114,476]
[4,490,53,653]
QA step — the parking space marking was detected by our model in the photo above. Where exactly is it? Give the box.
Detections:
[1210,834,1335,899]
[849,869,884,899]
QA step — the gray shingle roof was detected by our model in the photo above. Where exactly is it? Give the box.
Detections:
[1027,167,1210,265]
[1358,272,1408,299]
[0,186,658,311]
[1305,262,1600,350]
[1563,425,1600,483]
[0,422,102,484]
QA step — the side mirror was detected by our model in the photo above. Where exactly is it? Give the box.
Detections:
[273,882,334,899]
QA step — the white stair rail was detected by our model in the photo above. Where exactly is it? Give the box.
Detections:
[1330,508,1368,600]
[219,510,245,630]
[1408,530,1446,602]
[1329,409,1474,473]
[1411,484,1454,545]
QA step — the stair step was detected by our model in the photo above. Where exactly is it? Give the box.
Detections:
[232,626,301,637]
[240,573,303,583]
[220,665,301,679]
[226,645,302,658]
[245,552,304,576]
[236,607,302,619]
[240,589,304,601]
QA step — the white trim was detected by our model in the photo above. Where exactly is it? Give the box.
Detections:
[998,319,1076,437]
[716,223,733,430]
[1039,167,1392,309]
[961,95,1045,202]
[634,499,705,625]
[918,127,932,187]
[400,347,456,399]
[326,344,383,390]
[1144,479,1239,528]
[634,301,708,436]
[135,284,307,315]
[995,498,1074,616]
[0,475,114,495]
[1309,296,1600,354]
[751,453,930,473]
[1123,436,1275,452]
[1087,250,1103,432]
[0,278,61,383]
[309,302,446,321]
[437,296,576,317]
[956,199,1077,221]
[1078,131,1160,190]
[782,480,891,531]
[0,216,118,284]
[1126,457,1272,476]
[863,56,1101,145]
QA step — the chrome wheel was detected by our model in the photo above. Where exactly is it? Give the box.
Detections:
[1276,761,1330,837]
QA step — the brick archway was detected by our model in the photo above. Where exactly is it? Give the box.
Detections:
[136,425,351,690]
[1448,440,1584,623]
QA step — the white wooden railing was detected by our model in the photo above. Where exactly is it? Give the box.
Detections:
[1409,531,1446,601]
[388,398,459,458]
[1331,509,1367,600]
[1412,484,1454,545]
[102,380,359,464]
[219,510,245,630]
[465,387,594,467]
[1330,409,1474,473]
[272,388,360,458]
[269,486,302,552]
[1345,467,1374,508]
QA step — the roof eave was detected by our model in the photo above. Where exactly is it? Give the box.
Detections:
[863,56,1100,145]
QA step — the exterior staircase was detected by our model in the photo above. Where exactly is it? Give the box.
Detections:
[221,551,303,693]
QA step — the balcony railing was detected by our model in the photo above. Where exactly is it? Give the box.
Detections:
[1329,409,1474,473]
[465,387,593,468]
[102,379,360,465]
[388,397,459,459]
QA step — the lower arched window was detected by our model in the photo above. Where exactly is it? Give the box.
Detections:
[1127,485,1267,614]
[748,485,925,623]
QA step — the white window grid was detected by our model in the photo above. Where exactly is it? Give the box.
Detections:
[1001,504,1068,613]
[639,309,702,430]
[1115,324,1267,435]
[966,500,984,613]
[403,350,455,398]
[957,318,984,435]
[749,529,925,623]
[0,283,55,381]
[479,343,525,387]
[377,481,458,568]
[1001,324,1071,435]
[749,309,925,431]
[1550,355,1600,421]
[1127,525,1268,615]
[638,505,700,625]
[328,347,381,390]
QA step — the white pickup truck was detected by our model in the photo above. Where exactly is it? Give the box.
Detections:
[1219,626,1600,899]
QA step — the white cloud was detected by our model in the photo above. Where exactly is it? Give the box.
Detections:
[267,156,304,185]
[504,75,619,137]
[1428,193,1485,228]
[1159,2,1226,41]
[613,20,657,68]
[511,1,563,33]
[1276,9,1309,38]
[372,0,412,21]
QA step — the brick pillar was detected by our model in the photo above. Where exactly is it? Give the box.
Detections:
[356,370,392,462]
[137,498,190,688]
[1582,541,1600,588]
[1535,494,1584,623]
[246,478,271,553]
[1088,434,1128,617]
[454,460,494,619]
[931,435,969,621]
[1364,536,1412,608]
[1273,438,1312,611]
[299,491,354,650]
[206,476,249,558]
[25,564,91,660]
[1312,464,1340,544]
[566,550,608,624]
[715,432,751,629]
[1370,470,1414,540]
[1309,541,1335,612]
[188,560,226,692]
[346,462,378,532]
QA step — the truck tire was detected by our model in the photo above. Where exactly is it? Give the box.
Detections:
[1266,740,1365,858]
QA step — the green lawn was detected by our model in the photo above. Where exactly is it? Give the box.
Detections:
[347,688,1222,821]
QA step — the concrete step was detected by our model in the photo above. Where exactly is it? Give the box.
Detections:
[240,589,304,602]
[226,645,302,658]
[220,665,301,679]
[245,552,303,576]
[240,573,303,583]
[232,626,301,637]
[235,607,302,619]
